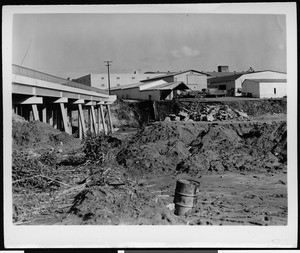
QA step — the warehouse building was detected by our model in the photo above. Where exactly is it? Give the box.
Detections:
[242,79,287,98]
[74,70,210,91]
[72,72,159,89]
[110,79,189,101]
[208,70,287,96]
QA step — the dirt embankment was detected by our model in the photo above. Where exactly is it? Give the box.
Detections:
[116,120,287,179]
[154,99,287,121]
[109,99,155,128]
[11,98,287,226]
[61,120,287,225]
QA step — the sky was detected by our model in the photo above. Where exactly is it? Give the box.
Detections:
[12,12,286,79]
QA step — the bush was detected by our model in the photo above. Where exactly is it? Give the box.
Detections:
[83,132,122,163]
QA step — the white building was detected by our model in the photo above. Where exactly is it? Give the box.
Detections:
[111,79,189,101]
[73,73,160,89]
[208,70,287,96]
[73,70,210,91]
[242,79,287,98]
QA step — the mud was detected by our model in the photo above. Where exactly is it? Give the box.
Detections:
[11,100,287,226]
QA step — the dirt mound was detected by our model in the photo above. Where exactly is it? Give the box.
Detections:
[116,121,287,178]
[116,122,208,177]
[180,121,287,176]
[12,113,26,123]
[12,119,81,152]
[109,99,141,127]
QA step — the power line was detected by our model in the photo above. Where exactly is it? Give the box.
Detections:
[104,61,112,95]
[20,40,31,66]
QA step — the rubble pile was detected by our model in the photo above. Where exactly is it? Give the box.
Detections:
[165,105,250,122]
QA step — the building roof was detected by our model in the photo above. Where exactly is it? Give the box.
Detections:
[206,71,244,78]
[244,79,287,83]
[149,81,188,90]
[111,80,189,91]
[208,73,244,83]
[208,70,287,84]
[140,69,210,82]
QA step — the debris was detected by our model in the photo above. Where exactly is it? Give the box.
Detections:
[166,203,175,210]
[165,105,251,122]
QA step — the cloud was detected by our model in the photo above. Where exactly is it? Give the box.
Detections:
[170,46,201,58]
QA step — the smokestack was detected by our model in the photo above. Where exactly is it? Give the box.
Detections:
[218,65,229,72]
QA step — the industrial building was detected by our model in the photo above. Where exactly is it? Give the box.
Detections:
[208,70,287,96]
[242,79,287,98]
[74,70,210,92]
[73,72,160,89]
[111,79,189,101]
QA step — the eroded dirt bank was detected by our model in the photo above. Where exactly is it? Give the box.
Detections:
[11,100,287,226]
[60,120,287,225]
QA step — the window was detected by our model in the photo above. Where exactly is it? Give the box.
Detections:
[274,88,277,94]
[219,85,226,90]
[117,77,120,79]
[101,77,104,80]
[132,77,135,79]
[101,84,105,87]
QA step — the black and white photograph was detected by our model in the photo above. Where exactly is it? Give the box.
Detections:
[2,3,297,248]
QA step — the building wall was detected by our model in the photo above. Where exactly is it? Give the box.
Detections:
[209,80,236,96]
[235,71,287,91]
[75,73,160,90]
[259,82,287,98]
[111,87,161,101]
[242,80,287,98]
[73,74,92,86]
[242,80,260,97]
[174,72,208,91]
[209,71,287,96]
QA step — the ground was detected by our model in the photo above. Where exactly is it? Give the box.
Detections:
[11,98,287,225]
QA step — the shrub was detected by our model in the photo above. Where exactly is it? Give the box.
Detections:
[83,132,122,163]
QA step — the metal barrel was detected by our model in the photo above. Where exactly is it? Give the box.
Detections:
[173,179,200,216]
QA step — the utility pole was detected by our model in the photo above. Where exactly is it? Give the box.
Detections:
[104,61,112,95]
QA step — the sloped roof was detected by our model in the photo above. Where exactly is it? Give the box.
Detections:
[110,81,188,91]
[208,70,287,84]
[110,82,142,90]
[139,79,168,91]
[245,79,287,83]
[147,81,188,90]
[208,73,244,83]
[140,69,210,82]
[206,71,244,78]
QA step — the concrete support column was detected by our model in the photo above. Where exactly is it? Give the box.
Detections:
[89,108,93,132]
[78,110,83,139]
[31,104,40,121]
[68,109,72,135]
[53,108,58,129]
[48,107,54,127]
[97,106,101,134]
[99,104,107,135]
[106,104,114,134]
[90,105,97,134]
[59,103,71,134]
[78,103,87,138]
[42,106,47,123]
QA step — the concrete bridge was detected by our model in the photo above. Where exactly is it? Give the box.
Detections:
[12,64,117,138]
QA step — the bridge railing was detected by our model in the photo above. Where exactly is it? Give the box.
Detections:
[12,64,108,95]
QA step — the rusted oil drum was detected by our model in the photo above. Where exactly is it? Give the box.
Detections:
[173,179,200,216]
